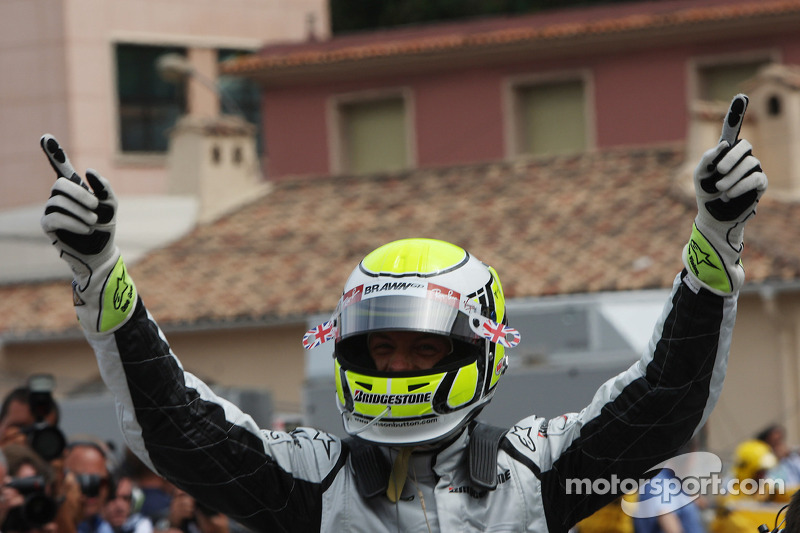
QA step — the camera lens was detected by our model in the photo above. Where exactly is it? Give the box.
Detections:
[22,493,57,527]
[27,373,57,421]
[3,477,58,529]
[75,473,105,498]
[27,425,66,461]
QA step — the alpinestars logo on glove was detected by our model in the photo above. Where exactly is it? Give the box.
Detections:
[685,224,732,294]
[99,257,137,333]
[114,273,133,312]
[687,240,719,274]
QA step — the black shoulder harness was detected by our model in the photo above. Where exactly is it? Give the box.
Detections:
[345,435,391,499]
[469,422,509,490]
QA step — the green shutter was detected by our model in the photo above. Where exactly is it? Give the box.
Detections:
[519,80,585,157]
[343,98,407,174]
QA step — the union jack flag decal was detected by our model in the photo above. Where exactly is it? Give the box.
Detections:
[302,321,336,350]
[470,317,521,348]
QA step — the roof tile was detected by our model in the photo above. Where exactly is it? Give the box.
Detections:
[224,0,800,75]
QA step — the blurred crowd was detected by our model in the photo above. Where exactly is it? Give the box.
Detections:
[6,370,800,533]
[573,424,800,533]
[0,375,251,533]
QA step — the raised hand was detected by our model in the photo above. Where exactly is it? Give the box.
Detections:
[39,135,135,333]
[684,94,768,294]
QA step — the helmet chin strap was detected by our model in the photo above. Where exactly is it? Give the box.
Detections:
[349,406,391,435]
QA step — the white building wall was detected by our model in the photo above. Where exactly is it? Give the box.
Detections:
[0,0,329,209]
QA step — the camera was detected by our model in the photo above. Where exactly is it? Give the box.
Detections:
[2,476,58,530]
[74,473,108,498]
[22,374,66,461]
[21,423,66,462]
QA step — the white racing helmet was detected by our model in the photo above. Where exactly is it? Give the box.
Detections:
[304,238,520,446]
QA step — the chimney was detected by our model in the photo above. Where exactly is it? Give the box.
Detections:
[682,63,800,201]
[306,13,318,42]
[166,115,271,224]
[742,64,800,199]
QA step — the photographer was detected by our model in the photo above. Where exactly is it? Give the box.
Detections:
[0,375,66,462]
[154,488,228,533]
[63,440,114,533]
[1,444,59,533]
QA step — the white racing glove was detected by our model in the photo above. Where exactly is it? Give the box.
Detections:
[683,94,768,295]
[39,134,137,335]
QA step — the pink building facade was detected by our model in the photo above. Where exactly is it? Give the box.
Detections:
[229,0,800,180]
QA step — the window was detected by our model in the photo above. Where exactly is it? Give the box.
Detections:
[338,96,408,174]
[218,49,263,155]
[116,44,187,153]
[696,60,771,103]
[515,79,586,157]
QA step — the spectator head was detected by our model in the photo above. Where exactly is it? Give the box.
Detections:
[783,487,800,532]
[104,475,136,529]
[2,443,53,483]
[63,440,111,521]
[757,424,791,460]
[0,445,58,533]
[733,439,778,483]
[0,383,62,461]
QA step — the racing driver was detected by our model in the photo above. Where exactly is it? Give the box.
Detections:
[37,95,766,532]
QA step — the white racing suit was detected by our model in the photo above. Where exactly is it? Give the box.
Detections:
[86,271,733,532]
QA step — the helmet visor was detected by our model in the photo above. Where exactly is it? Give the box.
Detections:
[337,294,479,343]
